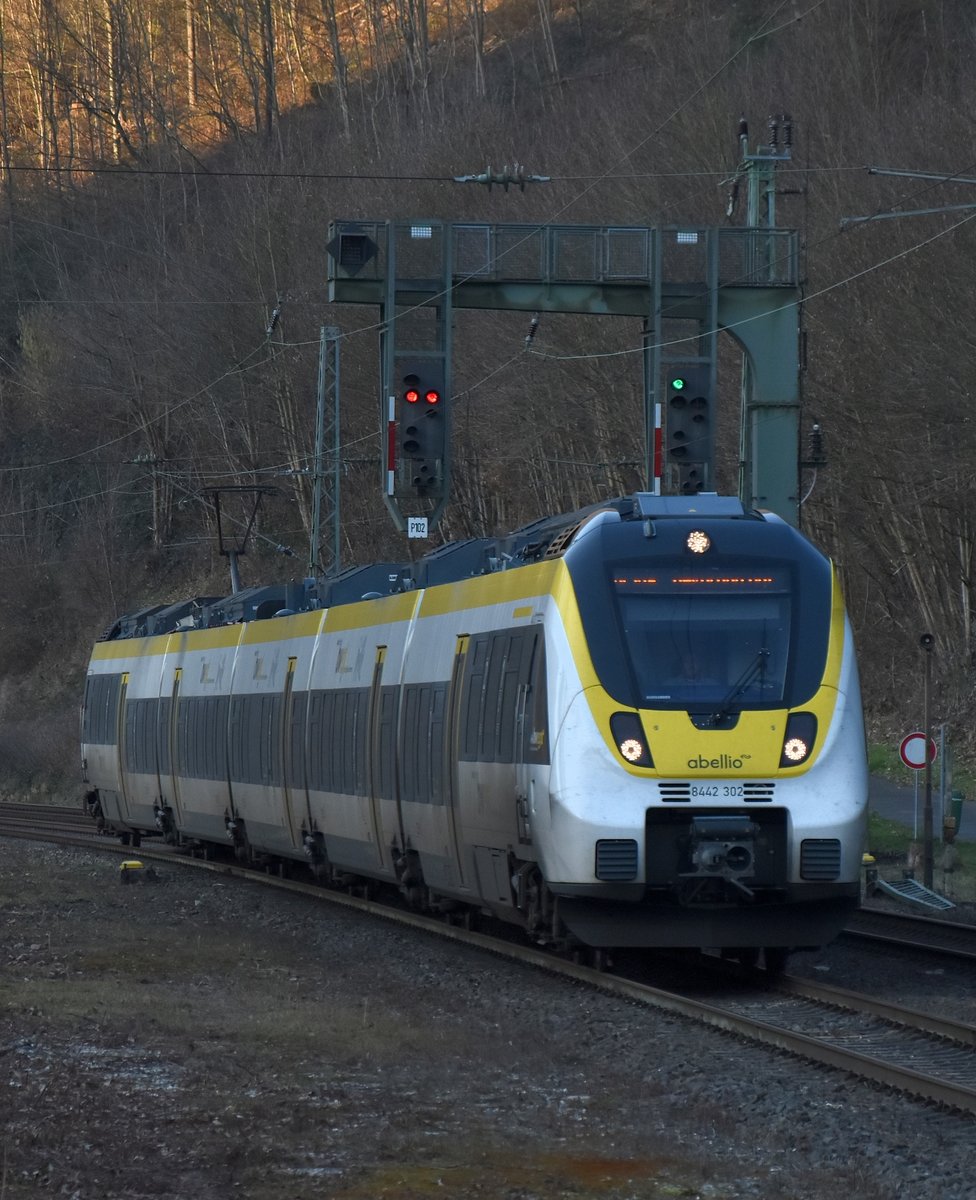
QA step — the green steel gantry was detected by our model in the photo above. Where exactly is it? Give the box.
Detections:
[327,213,802,529]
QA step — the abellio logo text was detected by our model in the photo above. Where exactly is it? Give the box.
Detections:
[687,754,748,770]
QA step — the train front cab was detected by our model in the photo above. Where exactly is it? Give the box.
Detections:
[542,500,868,951]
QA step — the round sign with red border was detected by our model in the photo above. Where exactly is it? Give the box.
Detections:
[899,732,937,770]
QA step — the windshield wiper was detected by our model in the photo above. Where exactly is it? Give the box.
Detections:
[712,648,769,722]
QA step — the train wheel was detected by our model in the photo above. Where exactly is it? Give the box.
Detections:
[763,947,789,974]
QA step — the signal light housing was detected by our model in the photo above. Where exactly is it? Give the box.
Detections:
[666,365,712,495]
[396,360,447,498]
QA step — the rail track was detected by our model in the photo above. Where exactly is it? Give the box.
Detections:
[5,801,976,1114]
[0,801,104,841]
[845,906,976,962]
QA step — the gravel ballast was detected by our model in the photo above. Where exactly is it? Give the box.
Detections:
[1,838,974,1200]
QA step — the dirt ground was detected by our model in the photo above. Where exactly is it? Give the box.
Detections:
[0,841,726,1199]
[2,838,973,1200]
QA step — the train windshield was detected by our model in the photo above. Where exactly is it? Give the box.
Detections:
[611,570,791,708]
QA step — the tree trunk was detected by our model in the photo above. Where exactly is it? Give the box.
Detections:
[320,0,350,140]
[467,0,486,99]
[186,0,198,107]
[537,0,559,80]
[0,1,15,211]
[259,0,276,136]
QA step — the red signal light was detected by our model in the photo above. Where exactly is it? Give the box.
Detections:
[405,388,420,404]
[424,389,440,405]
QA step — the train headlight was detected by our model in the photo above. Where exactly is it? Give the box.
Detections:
[779,712,817,767]
[686,530,711,554]
[620,738,644,762]
[610,712,654,768]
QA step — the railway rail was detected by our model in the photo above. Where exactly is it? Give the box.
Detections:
[4,801,976,1114]
[845,906,976,962]
[0,801,103,841]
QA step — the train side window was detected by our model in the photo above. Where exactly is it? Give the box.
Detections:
[497,631,535,762]
[204,698,217,777]
[401,685,421,804]
[83,673,124,745]
[398,683,447,806]
[228,695,245,781]
[176,696,193,776]
[375,688,398,801]
[524,634,550,764]
[481,634,507,759]
[339,689,357,793]
[123,700,144,773]
[174,696,190,775]
[287,691,308,794]
[310,687,370,795]
[306,691,323,791]
[460,635,490,760]
[354,690,369,795]
[156,696,171,776]
[429,684,446,806]
[177,696,203,777]
[254,694,281,785]
[180,695,228,782]
[124,700,137,772]
[459,629,539,764]
[205,696,227,782]
[326,691,338,789]
[135,699,152,774]
[306,690,336,792]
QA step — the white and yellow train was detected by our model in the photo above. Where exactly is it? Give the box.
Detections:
[81,494,868,963]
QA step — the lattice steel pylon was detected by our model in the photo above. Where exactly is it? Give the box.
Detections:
[309,326,341,576]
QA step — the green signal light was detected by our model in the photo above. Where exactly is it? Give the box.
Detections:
[671,377,686,390]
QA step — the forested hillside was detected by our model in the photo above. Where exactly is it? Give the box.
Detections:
[1,0,974,790]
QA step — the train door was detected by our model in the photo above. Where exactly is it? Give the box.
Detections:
[167,668,184,827]
[366,646,391,869]
[443,635,470,887]
[514,630,545,848]
[280,656,306,850]
[115,672,133,825]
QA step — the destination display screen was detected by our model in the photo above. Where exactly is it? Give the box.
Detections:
[612,572,784,592]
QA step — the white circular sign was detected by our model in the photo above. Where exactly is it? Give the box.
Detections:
[899,732,937,770]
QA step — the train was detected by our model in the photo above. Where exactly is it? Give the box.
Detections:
[81,492,868,967]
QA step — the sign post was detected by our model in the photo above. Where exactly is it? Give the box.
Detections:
[920,632,935,889]
[899,731,937,842]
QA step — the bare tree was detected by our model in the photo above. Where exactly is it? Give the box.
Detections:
[536,0,558,80]
[467,0,486,99]
[319,0,350,139]
[186,0,199,107]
